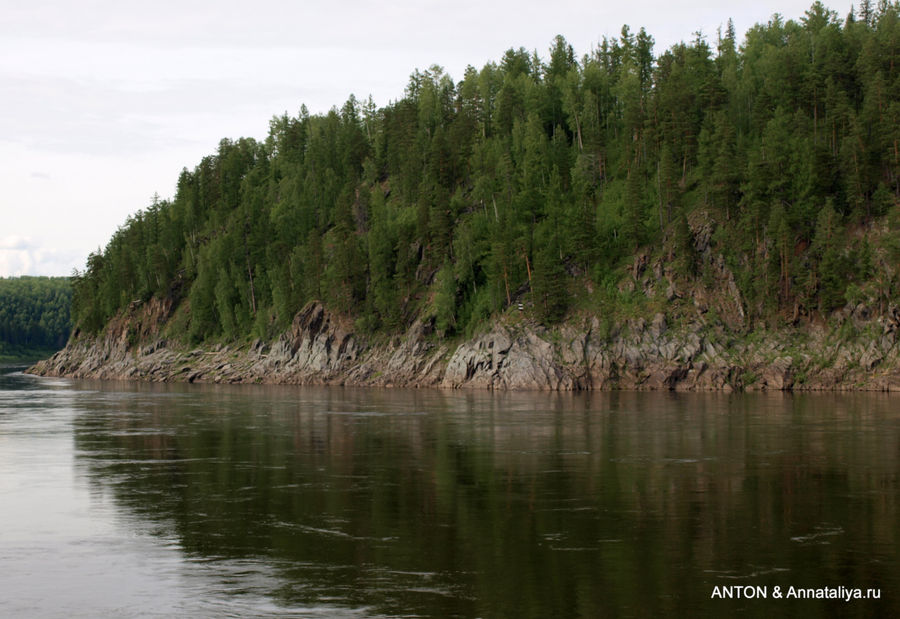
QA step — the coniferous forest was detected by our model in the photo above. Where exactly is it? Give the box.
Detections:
[0,277,71,359]
[71,2,900,345]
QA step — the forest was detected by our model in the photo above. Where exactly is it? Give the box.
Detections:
[70,1,900,345]
[0,277,72,359]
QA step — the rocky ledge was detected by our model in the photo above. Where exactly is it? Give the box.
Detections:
[27,299,900,392]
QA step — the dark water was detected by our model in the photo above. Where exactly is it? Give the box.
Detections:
[1,364,897,617]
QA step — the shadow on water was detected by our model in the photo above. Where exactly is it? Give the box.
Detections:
[13,368,900,618]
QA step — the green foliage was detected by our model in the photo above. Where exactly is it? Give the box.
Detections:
[674,214,697,276]
[531,223,569,324]
[433,261,458,333]
[70,3,900,341]
[0,277,72,357]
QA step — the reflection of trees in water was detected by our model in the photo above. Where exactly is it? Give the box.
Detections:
[71,386,899,618]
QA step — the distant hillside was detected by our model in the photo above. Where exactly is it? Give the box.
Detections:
[0,276,72,361]
[69,2,899,352]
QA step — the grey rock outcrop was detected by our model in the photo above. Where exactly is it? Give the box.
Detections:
[441,327,572,390]
[28,298,900,392]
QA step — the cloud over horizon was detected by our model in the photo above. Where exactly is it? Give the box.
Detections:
[0,236,85,277]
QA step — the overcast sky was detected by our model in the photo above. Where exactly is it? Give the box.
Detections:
[1,0,853,277]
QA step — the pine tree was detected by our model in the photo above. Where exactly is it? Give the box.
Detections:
[623,164,645,249]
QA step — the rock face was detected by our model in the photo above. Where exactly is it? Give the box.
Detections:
[263,302,362,379]
[31,301,449,388]
[28,299,900,392]
[441,327,572,390]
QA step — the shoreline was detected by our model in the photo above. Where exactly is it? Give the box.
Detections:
[28,302,900,393]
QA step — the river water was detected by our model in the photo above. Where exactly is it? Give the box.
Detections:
[1,364,897,617]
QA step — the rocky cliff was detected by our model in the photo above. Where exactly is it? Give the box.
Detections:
[28,295,900,391]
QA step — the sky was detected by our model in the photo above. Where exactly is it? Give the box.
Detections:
[0,0,854,277]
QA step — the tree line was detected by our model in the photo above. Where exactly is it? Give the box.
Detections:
[71,1,900,342]
[0,276,72,355]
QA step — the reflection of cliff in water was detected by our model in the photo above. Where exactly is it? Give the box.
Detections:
[71,383,900,618]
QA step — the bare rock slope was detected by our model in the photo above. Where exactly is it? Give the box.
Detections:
[29,299,900,391]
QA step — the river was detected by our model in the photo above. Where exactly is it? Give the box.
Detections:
[1,364,897,617]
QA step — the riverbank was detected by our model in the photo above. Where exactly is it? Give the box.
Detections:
[1,346,64,364]
[27,297,900,391]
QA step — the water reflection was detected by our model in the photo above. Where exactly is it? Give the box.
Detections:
[60,380,899,618]
[2,365,897,617]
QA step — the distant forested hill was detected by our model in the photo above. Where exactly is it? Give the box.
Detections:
[70,2,900,344]
[0,276,72,359]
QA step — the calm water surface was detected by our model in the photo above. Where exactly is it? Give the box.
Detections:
[1,364,897,617]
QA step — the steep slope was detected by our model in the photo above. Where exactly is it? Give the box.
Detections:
[33,5,900,389]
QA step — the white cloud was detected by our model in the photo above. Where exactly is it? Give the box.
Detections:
[0,250,33,277]
[0,237,84,277]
